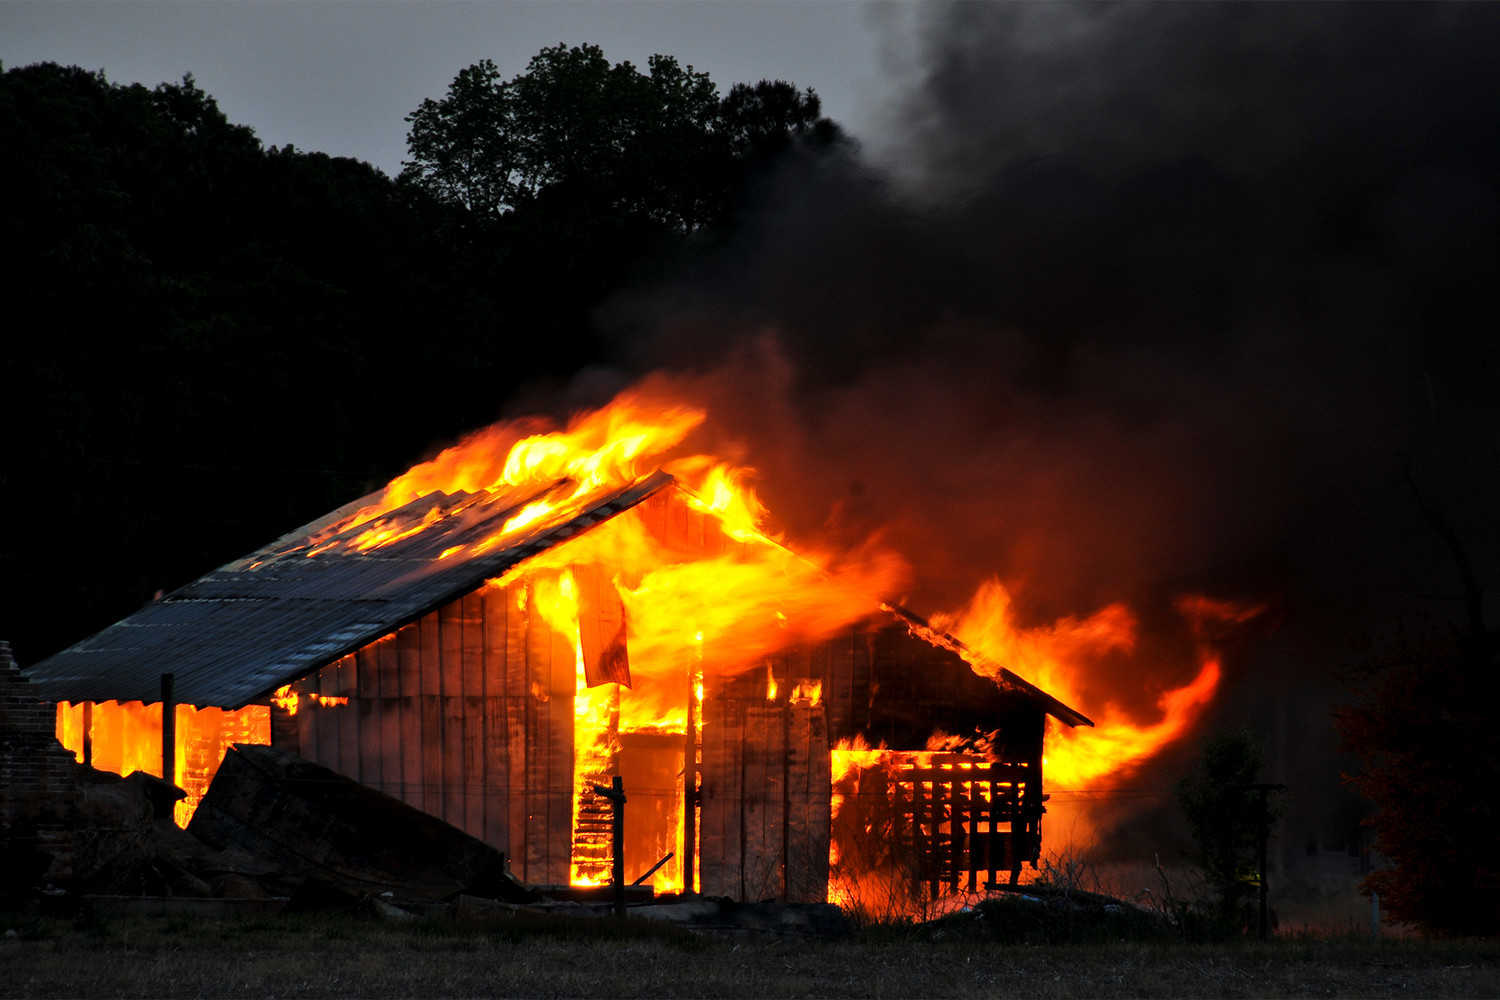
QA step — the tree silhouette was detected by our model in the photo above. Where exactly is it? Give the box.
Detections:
[1336,465,1500,937]
[0,63,559,663]
[1177,728,1281,936]
[401,44,841,232]
[1338,630,1500,936]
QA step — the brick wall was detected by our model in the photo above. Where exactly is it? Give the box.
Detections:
[0,640,79,883]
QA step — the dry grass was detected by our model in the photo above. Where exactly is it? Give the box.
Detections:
[1,909,1496,999]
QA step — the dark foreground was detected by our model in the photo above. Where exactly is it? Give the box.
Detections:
[1,910,1496,999]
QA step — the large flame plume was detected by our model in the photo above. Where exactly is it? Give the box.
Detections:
[930,581,1259,792]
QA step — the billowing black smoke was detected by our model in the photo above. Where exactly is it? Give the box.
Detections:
[585,3,1500,856]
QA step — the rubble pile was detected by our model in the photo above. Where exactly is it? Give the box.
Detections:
[3,742,846,937]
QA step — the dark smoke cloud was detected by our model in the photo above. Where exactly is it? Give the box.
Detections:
[591,3,1500,852]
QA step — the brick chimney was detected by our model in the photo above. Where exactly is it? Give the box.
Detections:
[0,640,79,884]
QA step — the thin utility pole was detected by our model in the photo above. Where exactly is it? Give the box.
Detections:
[1248,782,1286,941]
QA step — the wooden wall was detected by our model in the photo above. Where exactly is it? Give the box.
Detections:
[270,580,574,886]
[271,482,834,893]
[266,486,1049,901]
[821,617,1043,752]
[700,655,831,903]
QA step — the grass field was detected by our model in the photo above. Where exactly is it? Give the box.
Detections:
[1,908,1496,999]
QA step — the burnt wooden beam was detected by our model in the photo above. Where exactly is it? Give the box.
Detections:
[632,851,674,887]
[592,775,627,916]
[683,677,698,895]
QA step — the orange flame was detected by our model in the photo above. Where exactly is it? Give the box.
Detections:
[790,679,822,706]
[270,685,348,715]
[305,390,709,556]
[55,700,270,826]
[932,580,1260,791]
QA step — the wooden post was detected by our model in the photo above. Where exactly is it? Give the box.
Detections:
[951,771,965,893]
[1259,786,1270,941]
[593,775,627,916]
[1248,782,1285,942]
[683,678,697,895]
[613,775,626,915]
[927,777,940,901]
[160,673,176,786]
[81,701,93,767]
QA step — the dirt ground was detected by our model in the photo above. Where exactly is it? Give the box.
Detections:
[1,910,1496,999]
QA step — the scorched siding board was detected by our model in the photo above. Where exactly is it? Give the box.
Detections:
[397,621,424,813]
[523,585,547,883]
[461,590,487,842]
[697,690,831,903]
[546,609,575,886]
[295,683,317,771]
[355,644,383,791]
[503,582,530,878]
[419,610,445,825]
[377,636,401,801]
[329,656,358,781]
[480,585,511,852]
[785,704,831,904]
[440,601,467,832]
[700,690,746,899]
[743,703,783,901]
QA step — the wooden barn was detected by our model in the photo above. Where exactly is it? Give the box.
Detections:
[26,467,1090,904]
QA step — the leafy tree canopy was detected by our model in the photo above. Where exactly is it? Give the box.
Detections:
[401,44,843,230]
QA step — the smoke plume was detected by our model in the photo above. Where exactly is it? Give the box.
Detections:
[583,3,1500,853]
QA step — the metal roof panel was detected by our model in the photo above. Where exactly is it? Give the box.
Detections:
[24,472,673,708]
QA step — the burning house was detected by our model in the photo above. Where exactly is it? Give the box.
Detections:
[24,394,1094,908]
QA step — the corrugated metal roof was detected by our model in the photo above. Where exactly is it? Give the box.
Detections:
[23,471,674,709]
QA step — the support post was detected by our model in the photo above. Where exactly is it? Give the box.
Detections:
[1248,782,1285,942]
[683,679,697,895]
[1259,787,1269,941]
[160,673,176,786]
[592,775,627,916]
[81,701,93,767]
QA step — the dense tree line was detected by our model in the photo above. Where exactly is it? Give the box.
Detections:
[0,54,839,664]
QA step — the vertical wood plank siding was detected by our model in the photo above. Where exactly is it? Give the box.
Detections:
[264,489,885,900]
[268,575,575,885]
